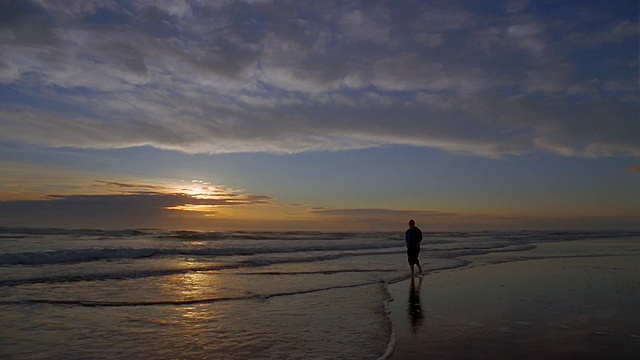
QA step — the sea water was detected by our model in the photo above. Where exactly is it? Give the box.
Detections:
[0,228,637,359]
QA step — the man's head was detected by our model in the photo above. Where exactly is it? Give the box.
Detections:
[408,219,415,228]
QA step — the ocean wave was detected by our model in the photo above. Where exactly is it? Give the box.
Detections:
[3,227,636,243]
[157,230,400,242]
[0,248,159,265]
[430,230,640,242]
[0,241,404,266]
[430,244,538,258]
[0,227,152,238]
[0,250,406,287]
[3,228,633,266]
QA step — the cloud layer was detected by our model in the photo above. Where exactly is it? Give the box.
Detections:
[1,0,638,157]
[0,179,276,228]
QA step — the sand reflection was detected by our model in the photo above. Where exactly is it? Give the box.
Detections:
[407,277,424,333]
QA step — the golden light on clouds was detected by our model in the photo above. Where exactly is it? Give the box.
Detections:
[157,179,282,221]
[177,180,230,199]
[2,165,638,230]
[165,204,219,213]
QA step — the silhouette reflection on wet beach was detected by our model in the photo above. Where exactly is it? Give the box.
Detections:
[407,276,424,333]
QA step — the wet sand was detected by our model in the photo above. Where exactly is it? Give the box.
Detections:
[387,245,640,359]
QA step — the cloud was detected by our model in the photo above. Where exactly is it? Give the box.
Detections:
[506,22,546,53]
[0,193,180,227]
[306,207,640,231]
[0,180,276,228]
[505,0,529,13]
[93,180,171,192]
[309,208,454,228]
[0,0,637,157]
[568,20,638,48]
[310,208,452,218]
[339,7,391,44]
[628,165,640,173]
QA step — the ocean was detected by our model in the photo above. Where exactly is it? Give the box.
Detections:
[1,228,638,359]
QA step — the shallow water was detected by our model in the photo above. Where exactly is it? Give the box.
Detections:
[0,228,638,359]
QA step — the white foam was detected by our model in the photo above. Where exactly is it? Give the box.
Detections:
[593,331,612,336]
[378,282,396,360]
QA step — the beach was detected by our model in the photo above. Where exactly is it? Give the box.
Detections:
[1,229,638,359]
[387,239,640,359]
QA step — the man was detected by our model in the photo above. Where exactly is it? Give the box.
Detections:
[405,219,423,276]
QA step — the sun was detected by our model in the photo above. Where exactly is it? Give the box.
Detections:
[164,180,238,214]
[179,180,228,200]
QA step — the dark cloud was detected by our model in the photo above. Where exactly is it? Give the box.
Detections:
[0,0,60,45]
[0,183,275,227]
[310,208,452,218]
[93,180,170,191]
[0,193,180,228]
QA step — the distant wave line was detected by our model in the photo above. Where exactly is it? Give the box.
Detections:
[0,241,539,267]
[0,250,405,287]
[479,253,640,266]
[0,243,404,266]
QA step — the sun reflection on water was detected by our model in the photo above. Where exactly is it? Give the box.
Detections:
[177,271,216,299]
[158,261,223,321]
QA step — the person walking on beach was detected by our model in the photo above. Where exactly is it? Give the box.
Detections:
[405,219,423,276]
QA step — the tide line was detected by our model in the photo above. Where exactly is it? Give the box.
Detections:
[0,280,387,308]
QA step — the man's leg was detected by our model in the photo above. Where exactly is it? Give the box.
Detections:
[416,259,422,274]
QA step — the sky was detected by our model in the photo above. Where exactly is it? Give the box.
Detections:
[0,0,638,231]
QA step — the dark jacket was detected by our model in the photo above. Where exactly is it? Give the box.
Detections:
[405,226,422,249]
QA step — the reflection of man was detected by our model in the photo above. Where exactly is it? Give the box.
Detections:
[408,277,424,333]
[405,219,423,276]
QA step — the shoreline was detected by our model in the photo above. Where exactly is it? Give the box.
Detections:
[386,250,640,359]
